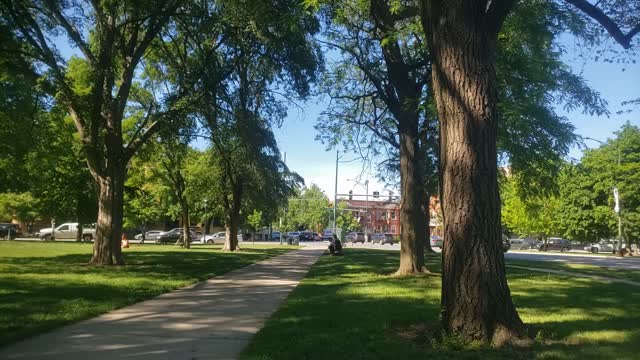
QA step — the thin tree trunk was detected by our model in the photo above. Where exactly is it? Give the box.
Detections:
[223,213,240,251]
[181,198,191,249]
[421,0,529,346]
[76,222,83,242]
[90,169,125,265]
[397,129,426,275]
[423,201,435,253]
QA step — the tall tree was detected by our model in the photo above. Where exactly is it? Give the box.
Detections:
[317,0,434,273]
[1,0,187,264]
[418,0,639,345]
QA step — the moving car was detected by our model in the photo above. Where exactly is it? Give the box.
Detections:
[154,228,197,244]
[430,235,443,248]
[38,223,95,242]
[508,238,538,250]
[502,237,511,253]
[584,241,615,254]
[0,223,22,240]
[299,231,315,241]
[538,238,572,252]
[134,230,163,241]
[346,232,366,243]
[321,229,334,241]
[372,233,395,245]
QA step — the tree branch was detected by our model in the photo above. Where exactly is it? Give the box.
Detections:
[43,0,96,64]
[566,0,639,49]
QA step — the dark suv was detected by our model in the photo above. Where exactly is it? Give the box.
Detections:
[0,223,22,240]
[154,228,197,244]
[538,238,572,252]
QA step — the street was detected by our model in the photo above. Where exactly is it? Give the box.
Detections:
[339,241,640,270]
[11,237,640,270]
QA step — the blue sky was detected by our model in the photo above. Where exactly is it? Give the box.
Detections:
[51,27,639,201]
[278,40,640,200]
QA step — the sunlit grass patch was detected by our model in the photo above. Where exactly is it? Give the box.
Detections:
[241,248,640,360]
[0,241,297,347]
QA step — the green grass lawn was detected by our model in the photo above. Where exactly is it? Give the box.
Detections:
[241,249,640,360]
[0,241,297,347]
[506,258,640,284]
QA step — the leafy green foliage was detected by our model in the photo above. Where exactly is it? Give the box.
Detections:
[284,184,331,232]
[501,178,562,239]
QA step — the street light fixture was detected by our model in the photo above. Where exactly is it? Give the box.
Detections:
[584,136,624,253]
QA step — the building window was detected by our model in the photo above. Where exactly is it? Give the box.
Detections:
[391,225,397,233]
[391,211,397,220]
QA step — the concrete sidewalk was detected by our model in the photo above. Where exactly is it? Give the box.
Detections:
[0,246,325,360]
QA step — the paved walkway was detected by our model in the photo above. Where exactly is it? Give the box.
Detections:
[0,246,325,360]
[506,264,640,287]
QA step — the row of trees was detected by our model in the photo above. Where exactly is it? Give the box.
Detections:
[1,0,638,347]
[1,0,322,258]
[282,184,360,235]
[503,123,640,245]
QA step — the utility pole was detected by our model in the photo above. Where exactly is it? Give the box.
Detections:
[333,150,338,236]
[365,179,369,241]
[280,152,286,245]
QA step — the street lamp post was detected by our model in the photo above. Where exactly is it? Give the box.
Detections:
[585,137,624,253]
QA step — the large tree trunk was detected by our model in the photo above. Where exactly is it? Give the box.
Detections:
[397,128,426,275]
[421,0,529,346]
[90,169,125,265]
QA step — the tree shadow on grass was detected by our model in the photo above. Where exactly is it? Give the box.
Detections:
[0,246,296,347]
[241,248,640,360]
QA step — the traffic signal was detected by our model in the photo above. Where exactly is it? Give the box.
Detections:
[348,190,353,200]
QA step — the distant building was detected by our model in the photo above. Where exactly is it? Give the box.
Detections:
[339,196,442,237]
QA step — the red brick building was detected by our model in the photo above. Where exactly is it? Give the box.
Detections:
[339,196,442,237]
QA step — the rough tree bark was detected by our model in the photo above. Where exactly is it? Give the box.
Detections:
[179,197,191,249]
[222,182,242,252]
[420,0,530,346]
[369,0,430,273]
[397,126,427,274]
[91,167,126,265]
[75,222,83,242]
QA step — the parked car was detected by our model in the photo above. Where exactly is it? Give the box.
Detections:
[346,232,365,243]
[584,241,615,254]
[538,238,572,252]
[271,231,282,241]
[430,235,443,248]
[0,223,22,240]
[508,238,538,250]
[288,231,301,240]
[372,233,395,245]
[155,228,197,244]
[38,222,95,242]
[321,229,334,241]
[134,230,163,241]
